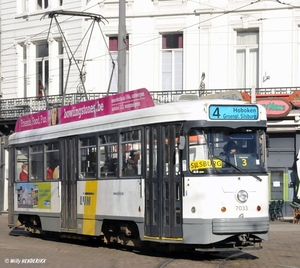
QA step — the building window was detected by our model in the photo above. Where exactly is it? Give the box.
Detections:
[161,33,183,91]
[236,31,259,88]
[20,0,62,13]
[108,36,129,93]
[270,170,284,200]
[36,41,49,97]
[22,0,28,12]
[37,0,49,10]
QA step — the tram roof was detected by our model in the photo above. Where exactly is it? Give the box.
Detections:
[9,98,265,145]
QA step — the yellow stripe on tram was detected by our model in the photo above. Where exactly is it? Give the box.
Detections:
[161,237,183,241]
[144,236,183,241]
[82,180,98,236]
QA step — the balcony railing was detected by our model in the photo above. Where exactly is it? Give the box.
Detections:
[0,86,299,120]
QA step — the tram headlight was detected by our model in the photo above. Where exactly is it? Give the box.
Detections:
[237,190,248,203]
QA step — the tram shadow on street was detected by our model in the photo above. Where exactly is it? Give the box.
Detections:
[132,246,259,262]
[8,226,260,262]
[8,227,103,248]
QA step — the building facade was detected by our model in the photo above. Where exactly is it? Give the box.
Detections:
[1,0,300,216]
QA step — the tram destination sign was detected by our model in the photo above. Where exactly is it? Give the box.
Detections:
[208,105,259,120]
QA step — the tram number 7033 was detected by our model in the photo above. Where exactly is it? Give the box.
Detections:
[236,206,248,211]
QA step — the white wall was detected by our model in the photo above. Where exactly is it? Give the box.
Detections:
[1,0,300,98]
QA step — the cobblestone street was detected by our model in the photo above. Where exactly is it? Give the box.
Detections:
[0,214,300,268]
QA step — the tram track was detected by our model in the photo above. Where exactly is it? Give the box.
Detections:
[153,251,295,268]
[155,258,176,268]
[147,249,252,268]
[116,245,300,268]
[216,251,251,268]
[213,249,300,268]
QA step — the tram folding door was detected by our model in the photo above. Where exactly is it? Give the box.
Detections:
[60,137,78,232]
[144,125,183,240]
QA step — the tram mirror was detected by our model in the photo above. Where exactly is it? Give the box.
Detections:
[178,136,185,150]
[266,135,270,148]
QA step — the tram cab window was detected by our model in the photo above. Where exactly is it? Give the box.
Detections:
[121,130,141,177]
[45,142,59,180]
[79,137,97,179]
[188,130,208,162]
[188,128,267,174]
[99,134,118,178]
[29,145,43,181]
[16,147,29,182]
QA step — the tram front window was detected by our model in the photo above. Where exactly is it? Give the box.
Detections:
[188,128,267,174]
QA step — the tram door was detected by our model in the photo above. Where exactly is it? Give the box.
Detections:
[145,125,183,239]
[60,137,77,232]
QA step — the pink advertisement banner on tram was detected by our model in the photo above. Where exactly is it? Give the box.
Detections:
[15,88,154,132]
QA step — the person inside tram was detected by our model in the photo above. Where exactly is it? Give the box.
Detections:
[220,140,238,165]
[223,140,238,154]
[46,167,54,180]
[19,163,28,182]
[53,165,59,179]
[125,150,140,176]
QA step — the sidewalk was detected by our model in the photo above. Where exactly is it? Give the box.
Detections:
[268,217,300,233]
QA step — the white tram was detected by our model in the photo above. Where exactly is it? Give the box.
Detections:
[8,89,269,251]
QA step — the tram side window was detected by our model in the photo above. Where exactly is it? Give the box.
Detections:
[153,128,157,176]
[16,147,29,182]
[163,125,181,176]
[79,137,97,179]
[45,142,60,180]
[29,144,43,181]
[121,130,141,177]
[146,128,150,177]
[145,127,157,178]
[99,134,118,178]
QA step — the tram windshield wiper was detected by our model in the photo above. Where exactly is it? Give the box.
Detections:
[214,157,262,182]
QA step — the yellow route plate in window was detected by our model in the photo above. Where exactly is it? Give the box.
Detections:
[190,159,222,170]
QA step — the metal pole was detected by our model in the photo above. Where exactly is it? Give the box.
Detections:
[118,0,126,93]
